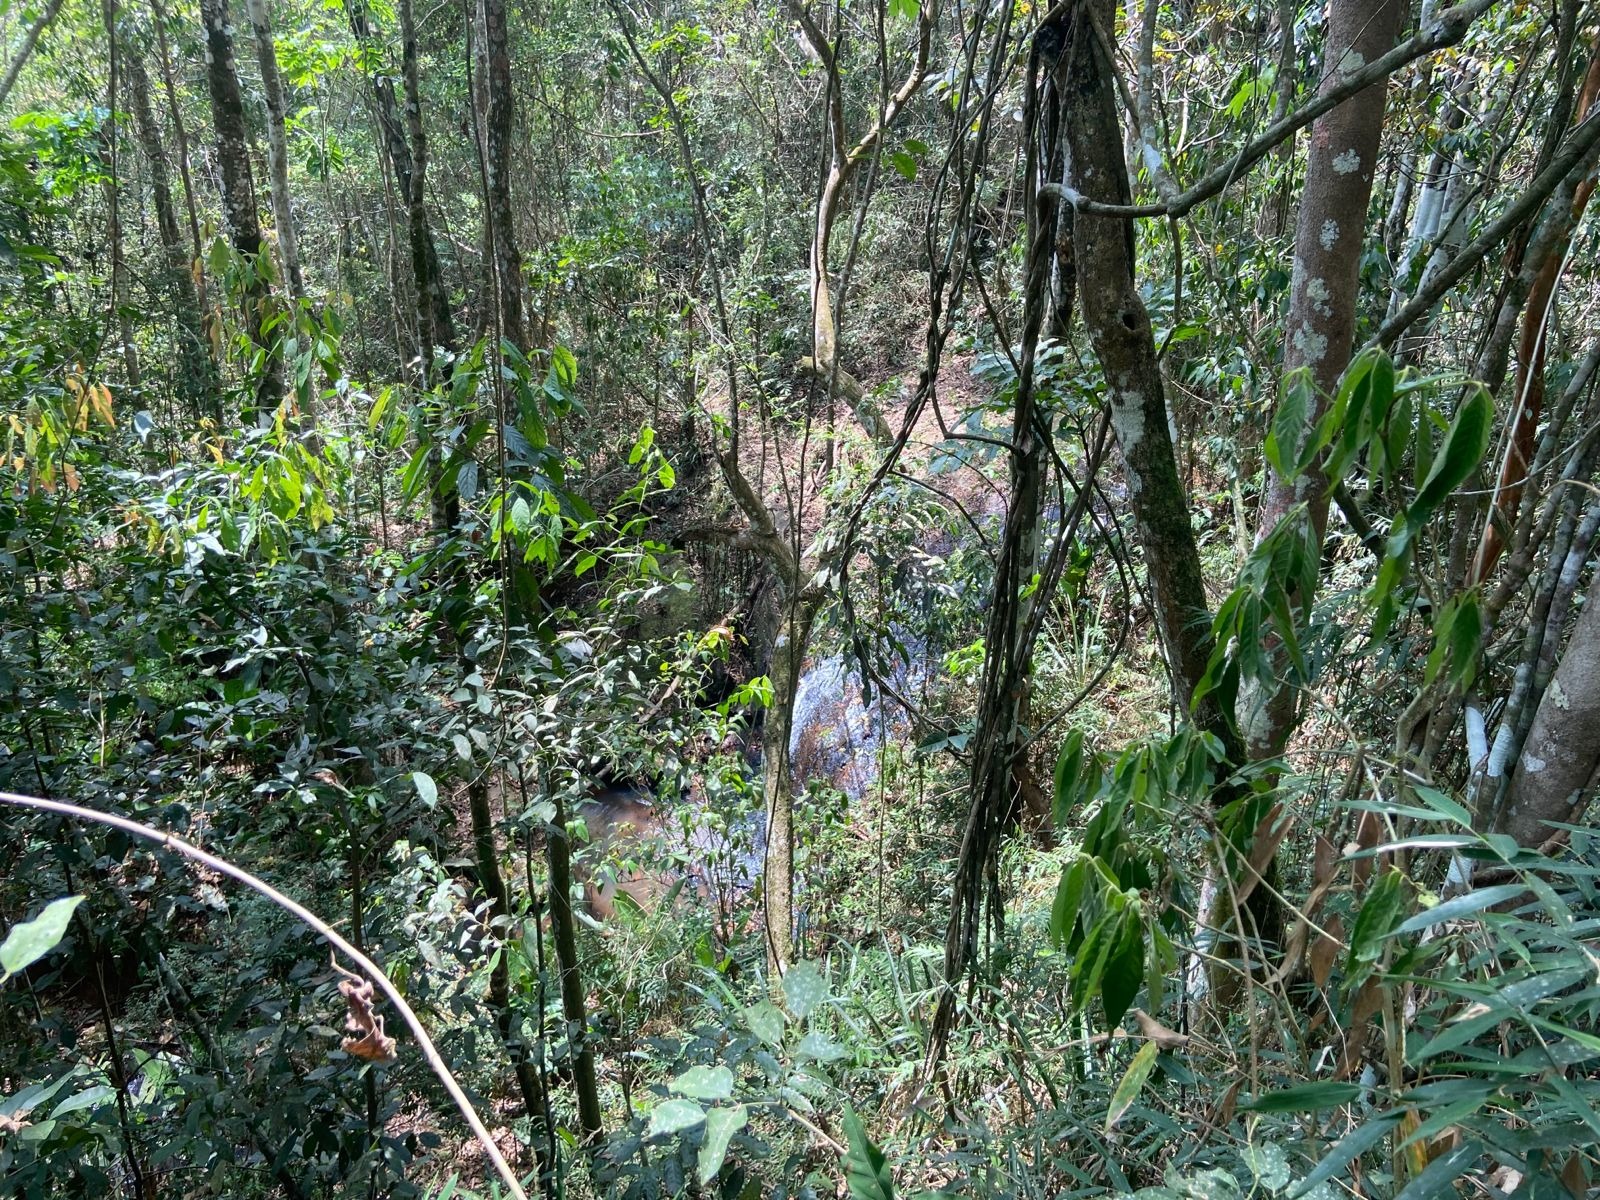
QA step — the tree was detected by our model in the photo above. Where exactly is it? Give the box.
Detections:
[199,0,283,417]
[244,0,308,304]
[123,32,218,415]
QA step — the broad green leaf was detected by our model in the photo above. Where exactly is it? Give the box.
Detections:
[1053,729,1087,823]
[1411,387,1491,522]
[797,1032,848,1063]
[782,960,830,1020]
[1240,1142,1291,1191]
[412,771,438,809]
[743,1001,785,1046]
[646,1098,706,1138]
[670,1065,733,1102]
[1105,1040,1160,1131]
[1050,859,1089,950]
[49,1084,114,1118]
[1101,907,1145,1030]
[697,1104,748,1184]
[1290,1113,1401,1197]
[1347,868,1408,968]
[1265,369,1314,479]
[1392,1139,1480,1200]
[1,896,84,980]
[842,1106,895,1200]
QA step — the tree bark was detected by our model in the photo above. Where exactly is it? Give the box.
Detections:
[760,599,820,975]
[478,0,523,348]
[344,0,457,362]
[199,0,283,418]
[1247,0,1402,758]
[244,0,307,303]
[546,786,604,1144]
[465,778,548,1126]
[1057,0,1239,760]
[1500,585,1600,846]
[125,39,218,415]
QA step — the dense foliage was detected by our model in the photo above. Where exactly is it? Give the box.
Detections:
[2,0,1599,1196]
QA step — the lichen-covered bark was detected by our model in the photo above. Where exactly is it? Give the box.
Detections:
[199,0,283,417]
[1058,0,1239,761]
[1501,591,1600,846]
[1249,0,1401,757]
[1257,0,1401,544]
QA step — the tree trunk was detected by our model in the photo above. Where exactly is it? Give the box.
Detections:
[1500,587,1600,846]
[125,40,218,415]
[465,778,548,1126]
[761,599,819,975]
[199,0,283,419]
[478,0,523,348]
[1057,0,1239,760]
[0,0,65,111]
[344,0,457,362]
[393,0,460,541]
[546,786,604,1145]
[244,0,307,303]
[1247,0,1402,758]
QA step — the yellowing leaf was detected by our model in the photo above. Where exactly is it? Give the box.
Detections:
[89,384,114,428]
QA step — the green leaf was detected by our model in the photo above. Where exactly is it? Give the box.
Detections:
[782,960,830,1020]
[697,1104,748,1184]
[670,1065,734,1102]
[1394,883,1526,935]
[1264,369,1314,479]
[743,1001,785,1046]
[1347,867,1408,968]
[887,0,919,21]
[412,771,438,809]
[1392,1139,1481,1200]
[1240,1081,1362,1113]
[646,1098,706,1138]
[574,551,597,577]
[1101,907,1145,1030]
[1,896,84,980]
[1411,387,1491,521]
[1240,1142,1292,1191]
[1050,859,1089,950]
[797,1032,849,1063]
[888,150,917,181]
[1290,1113,1401,1197]
[842,1106,895,1200]
[451,733,472,762]
[1105,1040,1160,1131]
[1053,729,1087,823]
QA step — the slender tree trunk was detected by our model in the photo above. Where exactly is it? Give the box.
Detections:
[546,786,604,1145]
[125,40,218,415]
[0,0,65,111]
[244,0,307,303]
[761,599,819,975]
[102,2,141,390]
[478,0,523,348]
[199,0,283,419]
[1057,0,1239,759]
[465,779,548,1124]
[1469,40,1600,583]
[1247,0,1402,759]
[392,0,460,541]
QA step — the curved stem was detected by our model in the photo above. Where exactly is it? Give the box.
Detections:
[0,789,530,1200]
